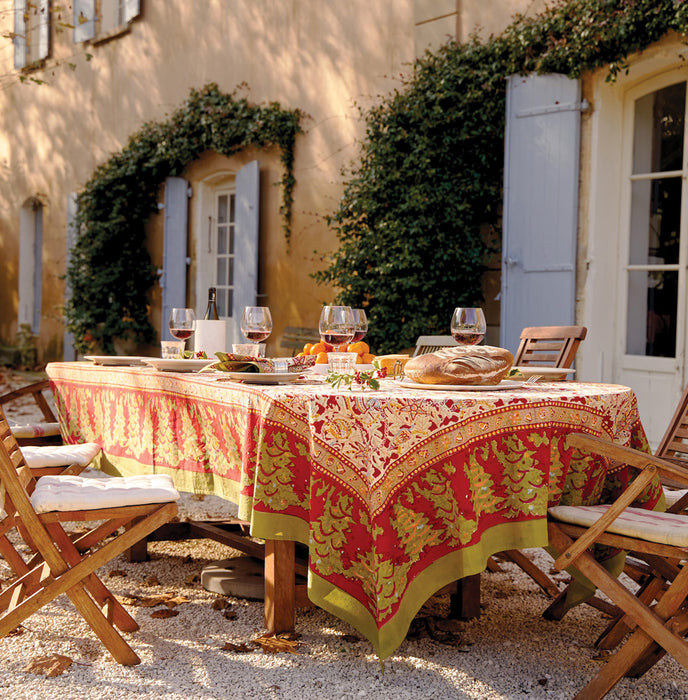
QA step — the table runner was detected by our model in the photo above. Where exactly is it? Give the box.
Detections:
[47,363,661,658]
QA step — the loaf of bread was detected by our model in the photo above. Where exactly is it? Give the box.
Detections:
[404,346,513,385]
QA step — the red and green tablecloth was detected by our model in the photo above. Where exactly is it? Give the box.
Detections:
[46,363,661,659]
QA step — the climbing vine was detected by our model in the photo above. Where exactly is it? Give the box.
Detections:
[65,83,302,354]
[315,0,688,354]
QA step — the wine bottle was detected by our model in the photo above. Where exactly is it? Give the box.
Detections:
[204,287,219,320]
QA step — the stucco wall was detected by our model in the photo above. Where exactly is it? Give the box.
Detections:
[0,0,546,360]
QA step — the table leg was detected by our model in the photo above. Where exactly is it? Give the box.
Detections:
[264,539,296,633]
[124,516,149,562]
[450,573,481,619]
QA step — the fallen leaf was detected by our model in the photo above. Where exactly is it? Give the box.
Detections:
[144,575,160,586]
[191,494,206,501]
[7,625,25,637]
[108,569,127,578]
[24,654,72,677]
[341,634,361,643]
[185,573,200,585]
[151,608,179,619]
[212,598,232,611]
[592,649,612,661]
[223,609,237,620]
[222,641,253,652]
[115,595,138,606]
[252,632,301,655]
[164,596,191,608]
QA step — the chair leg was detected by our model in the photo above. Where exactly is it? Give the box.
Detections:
[501,549,561,598]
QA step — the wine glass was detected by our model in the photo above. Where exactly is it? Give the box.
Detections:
[168,308,196,348]
[240,306,273,344]
[450,307,486,345]
[319,305,355,351]
[351,308,368,342]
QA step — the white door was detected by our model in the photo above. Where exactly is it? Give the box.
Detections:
[614,76,688,443]
[500,74,582,356]
[195,161,259,347]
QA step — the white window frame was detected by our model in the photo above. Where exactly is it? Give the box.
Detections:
[13,0,50,70]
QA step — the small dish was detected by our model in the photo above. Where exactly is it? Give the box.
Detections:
[143,358,215,372]
[313,363,375,375]
[221,371,304,384]
[510,366,576,381]
[84,356,146,366]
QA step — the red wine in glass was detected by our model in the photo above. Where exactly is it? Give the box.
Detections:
[351,308,368,342]
[352,330,367,342]
[451,330,485,345]
[170,328,194,340]
[244,329,271,343]
[322,331,354,346]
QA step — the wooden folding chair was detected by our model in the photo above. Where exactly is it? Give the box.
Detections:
[0,379,63,446]
[514,325,587,368]
[0,406,179,664]
[412,335,458,357]
[546,433,688,699]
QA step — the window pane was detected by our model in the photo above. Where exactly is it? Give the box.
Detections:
[228,258,234,285]
[217,259,226,286]
[227,289,233,317]
[633,82,686,174]
[626,270,678,357]
[217,226,227,255]
[217,289,226,317]
[629,177,681,265]
[217,195,228,224]
[229,228,234,255]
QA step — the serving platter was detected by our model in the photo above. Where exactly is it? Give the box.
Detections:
[84,355,146,366]
[400,379,525,391]
[221,371,304,384]
[143,358,215,372]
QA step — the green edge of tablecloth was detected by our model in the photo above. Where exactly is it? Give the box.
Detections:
[94,452,548,660]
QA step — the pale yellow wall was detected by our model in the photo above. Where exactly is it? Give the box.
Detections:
[0,0,543,360]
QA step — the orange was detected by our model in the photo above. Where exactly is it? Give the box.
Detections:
[355,354,364,364]
[347,341,370,355]
[362,353,375,364]
[315,351,329,364]
[310,341,327,355]
[303,343,313,355]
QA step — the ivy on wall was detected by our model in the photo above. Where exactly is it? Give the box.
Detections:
[65,83,302,354]
[315,0,688,354]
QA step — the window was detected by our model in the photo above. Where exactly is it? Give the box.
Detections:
[73,0,140,43]
[13,0,50,69]
[214,190,236,319]
[18,198,43,334]
[625,82,686,358]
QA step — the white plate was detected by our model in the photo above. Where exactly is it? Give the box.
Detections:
[143,358,215,372]
[313,363,375,375]
[511,366,576,380]
[400,379,525,391]
[221,371,304,384]
[84,355,146,366]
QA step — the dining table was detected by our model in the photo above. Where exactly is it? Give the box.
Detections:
[45,361,662,660]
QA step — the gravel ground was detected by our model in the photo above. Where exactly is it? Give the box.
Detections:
[0,370,686,699]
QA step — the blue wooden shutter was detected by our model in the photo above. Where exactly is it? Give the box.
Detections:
[500,74,582,355]
[231,161,260,342]
[73,0,95,43]
[64,194,78,360]
[37,0,49,60]
[161,177,189,339]
[122,0,141,24]
[13,0,27,68]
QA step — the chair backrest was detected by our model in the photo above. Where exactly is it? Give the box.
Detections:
[0,379,57,422]
[655,383,688,463]
[513,326,587,368]
[412,335,458,357]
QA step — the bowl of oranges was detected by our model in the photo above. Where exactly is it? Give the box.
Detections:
[298,341,375,373]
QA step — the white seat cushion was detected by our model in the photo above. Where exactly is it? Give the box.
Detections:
[9,421,61,439]
[663,486,688,509]
[22,443,101,469]
[31,474,180,513]
[548,504,688,548]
